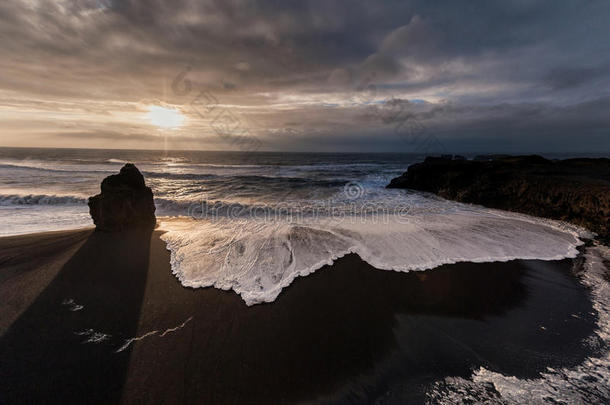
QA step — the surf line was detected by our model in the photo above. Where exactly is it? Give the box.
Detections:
[115,316,193,353]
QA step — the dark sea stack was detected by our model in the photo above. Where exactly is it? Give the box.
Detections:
[88,163,156,232]
[388,155,610,241]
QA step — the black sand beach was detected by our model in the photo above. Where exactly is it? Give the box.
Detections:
[3,0,610,401]
[0,228,600,404]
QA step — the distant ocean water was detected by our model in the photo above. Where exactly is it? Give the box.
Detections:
[1,147,610,402]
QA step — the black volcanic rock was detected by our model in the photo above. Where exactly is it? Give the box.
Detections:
[387,155,610,242]
[88,164,156,232]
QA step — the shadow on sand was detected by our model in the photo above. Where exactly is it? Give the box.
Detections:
[0,229,152,404]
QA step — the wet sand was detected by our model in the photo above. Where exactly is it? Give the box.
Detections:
[0,228,599,404]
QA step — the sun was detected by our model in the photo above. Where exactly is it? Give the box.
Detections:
[145,105,185,129]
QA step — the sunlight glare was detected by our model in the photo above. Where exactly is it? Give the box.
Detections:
[146,105,185,129]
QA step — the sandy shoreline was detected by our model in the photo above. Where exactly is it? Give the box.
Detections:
[0,228,601,404]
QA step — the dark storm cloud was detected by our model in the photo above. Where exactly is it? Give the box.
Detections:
[0,0,609,151]
[545,66,610,90]
[251,96,610,153]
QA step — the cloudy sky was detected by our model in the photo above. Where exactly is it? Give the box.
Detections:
[1,0,609,153]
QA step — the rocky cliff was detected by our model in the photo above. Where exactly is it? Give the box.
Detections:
[388,155,610,241]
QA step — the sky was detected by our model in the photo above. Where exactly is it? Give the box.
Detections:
[0,0,609,153]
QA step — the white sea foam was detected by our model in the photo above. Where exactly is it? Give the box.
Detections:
[115,316,193,353]
[75,329,112,344]
[61,298,84,311]
[0,204,92,236]
[160,204,588,306]
[426,244,610,404]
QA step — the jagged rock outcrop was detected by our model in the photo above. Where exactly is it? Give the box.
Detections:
[88,164,156,232]
[387,155,610,242]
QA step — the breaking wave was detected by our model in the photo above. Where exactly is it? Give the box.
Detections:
[0,194,88,206]
[159,206,589,306]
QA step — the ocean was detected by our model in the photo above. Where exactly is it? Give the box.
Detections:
[1,147,609,403]
[0,147,589,304]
